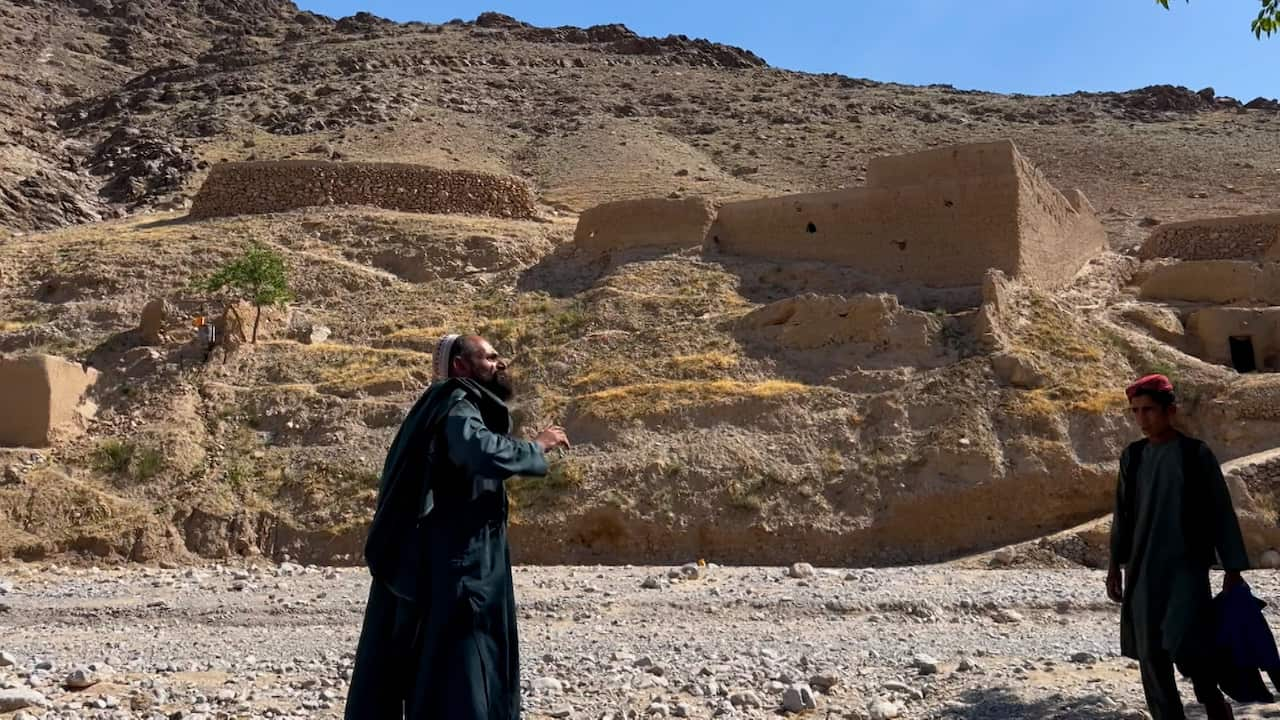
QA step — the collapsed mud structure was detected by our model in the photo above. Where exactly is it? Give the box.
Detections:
[5,138,1280,569]
[1136,213,1280,373]
[575,140,1106,291]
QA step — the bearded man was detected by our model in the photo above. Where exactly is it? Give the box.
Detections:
[345,334,569,719]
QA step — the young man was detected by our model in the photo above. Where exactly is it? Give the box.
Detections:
[345,334,570,719]
[1108,374,1250,720]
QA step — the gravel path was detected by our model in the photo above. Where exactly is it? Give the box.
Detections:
[3,561,1280,719]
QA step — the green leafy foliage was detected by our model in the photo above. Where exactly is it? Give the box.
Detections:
[1156,0,1279,38]
[199,242,291,343]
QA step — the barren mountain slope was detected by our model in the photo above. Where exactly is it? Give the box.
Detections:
[2,4,1280,567]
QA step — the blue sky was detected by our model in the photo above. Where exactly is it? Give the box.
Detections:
[294,1,1277,101]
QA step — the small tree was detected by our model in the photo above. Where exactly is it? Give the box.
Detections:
[1156,0,1279,38]
[200,242,291,343]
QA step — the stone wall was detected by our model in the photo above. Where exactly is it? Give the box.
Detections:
[1140,261,1280,304]
[188,161,537,220]
[0,354,98,448]
[702,140,1105,289]
[573,197,716,255]
[1140,212,1280,261]
[1186,308,1280,371]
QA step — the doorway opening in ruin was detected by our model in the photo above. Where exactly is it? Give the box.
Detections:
[1230,336,1257,373]
[806,222,817,234]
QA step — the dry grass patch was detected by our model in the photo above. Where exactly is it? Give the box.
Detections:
[1003,291,1132,418]
[279,342,434,396]
[574,379,813,420]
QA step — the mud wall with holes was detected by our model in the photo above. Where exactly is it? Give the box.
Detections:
[1140,212,1280,261]
[188,161,537,220]
[699,140,1105,289]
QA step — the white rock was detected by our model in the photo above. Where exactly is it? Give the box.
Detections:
[788,562,816,579]
[0,688,46,713]
[782,683,817,712]
[809,672,839,691]
[993,608,1023,624]
[64,668,100,689]
[912,655,939,675]
[0,650,15,667]
[306,325,332,344]
[729,690,762,708]
[869,699,902,720]
[533,677,564,693]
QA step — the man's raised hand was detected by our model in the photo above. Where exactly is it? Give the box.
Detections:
[535,426,570,453]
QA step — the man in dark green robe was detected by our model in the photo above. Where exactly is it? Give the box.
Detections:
[345,334,569,719]
[1109,374,1250,720]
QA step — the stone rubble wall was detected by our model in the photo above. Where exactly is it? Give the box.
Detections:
[1140,213,1280,261]
[188,161,537,220]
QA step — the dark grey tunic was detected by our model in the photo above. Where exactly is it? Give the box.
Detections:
[346,378,547,719]
[1111,436,1249,664]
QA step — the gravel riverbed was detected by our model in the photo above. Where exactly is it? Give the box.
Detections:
[3,561,1279,719]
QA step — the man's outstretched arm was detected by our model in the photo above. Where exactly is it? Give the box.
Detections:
[444,402,567,480]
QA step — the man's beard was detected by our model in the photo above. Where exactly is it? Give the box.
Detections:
[478,369,514,402]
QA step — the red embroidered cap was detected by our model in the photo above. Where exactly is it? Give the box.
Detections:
[1125,374,1175,400]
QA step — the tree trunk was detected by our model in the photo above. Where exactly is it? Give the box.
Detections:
[252,304,262,343]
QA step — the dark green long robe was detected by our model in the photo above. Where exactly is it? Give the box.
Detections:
[1110,434,1250,666]
[345,378,548,719]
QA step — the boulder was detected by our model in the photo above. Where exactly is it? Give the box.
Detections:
[216,300,287,346]
[138,298,176,345]
[0,354,99,448]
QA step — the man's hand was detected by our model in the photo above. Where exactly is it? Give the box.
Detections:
[1106,564,1124,603]
[1224,569,1246,594]
[534,426,570,453]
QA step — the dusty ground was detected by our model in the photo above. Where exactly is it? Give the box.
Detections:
[4,560,1280,719]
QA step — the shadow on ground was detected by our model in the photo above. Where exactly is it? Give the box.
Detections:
[942,688,1141,720]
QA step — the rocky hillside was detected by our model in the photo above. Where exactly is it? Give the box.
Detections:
[2,2,1280,568]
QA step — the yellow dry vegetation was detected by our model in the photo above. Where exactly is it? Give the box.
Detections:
[284,342,435,396]
[574,379,814,420]
[668,353,738,375]
[570,352,739,392]
[1004,290,1131,418]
